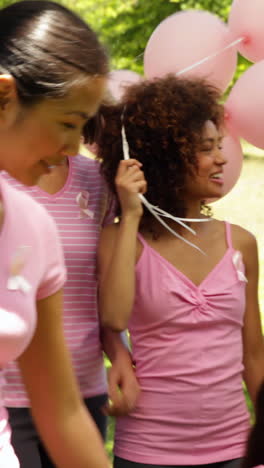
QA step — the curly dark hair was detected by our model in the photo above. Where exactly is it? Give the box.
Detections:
[95,74,224,224]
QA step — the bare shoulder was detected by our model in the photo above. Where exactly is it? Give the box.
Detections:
[229,223,258,261]
[230,223,256,247]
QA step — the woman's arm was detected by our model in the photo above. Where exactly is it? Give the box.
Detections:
[18,290,109,468]
[239,227,264,406]
[98,159,146,331]
[101,328,140,415]
[98,219,138,331]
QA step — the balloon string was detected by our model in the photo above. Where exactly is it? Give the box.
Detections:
[131,37,245,70]
[121,124,208,255]
[176,37,245,77]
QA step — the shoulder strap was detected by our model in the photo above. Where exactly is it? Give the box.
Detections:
[225,221,232,248]
[137,232,148,247]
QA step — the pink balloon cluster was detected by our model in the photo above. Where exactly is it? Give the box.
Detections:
[226,0,264,150]
[108,69,142,102]
[143,0,264,198]
[144,10,237,93]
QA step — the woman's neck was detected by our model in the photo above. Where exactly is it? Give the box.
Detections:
[185,200,203,219]
[141,199,205,240]
[37,157,69,195]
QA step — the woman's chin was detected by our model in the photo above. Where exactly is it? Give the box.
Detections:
[204,191,224,204]
[201,187,224,203]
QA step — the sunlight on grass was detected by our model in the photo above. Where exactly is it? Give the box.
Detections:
[106,417,115,460]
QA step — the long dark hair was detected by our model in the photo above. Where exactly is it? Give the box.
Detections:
[243,382,264,468]
[0,0,108,105]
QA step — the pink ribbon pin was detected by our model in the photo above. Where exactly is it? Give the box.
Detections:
[76,191,94,219]
[232,251,248,283]
[7,246,32,294]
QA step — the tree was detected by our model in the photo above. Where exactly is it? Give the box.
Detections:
[0,0,250,80]
[57,0,232,72]
[58,0,249,83]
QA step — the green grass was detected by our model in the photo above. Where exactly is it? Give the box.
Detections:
[106,416,115,460]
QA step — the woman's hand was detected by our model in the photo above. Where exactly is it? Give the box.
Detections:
[115,159,147,219]
[101,329,140,416]
[104,356,140,417]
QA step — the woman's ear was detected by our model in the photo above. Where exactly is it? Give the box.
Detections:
[0,74,18,125]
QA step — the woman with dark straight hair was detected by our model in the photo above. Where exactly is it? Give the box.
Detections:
[0,1,111,467]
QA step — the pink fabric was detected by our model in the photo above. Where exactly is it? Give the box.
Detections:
[0,174,66,464]
[3,155,115,406]
[115,222,250,465]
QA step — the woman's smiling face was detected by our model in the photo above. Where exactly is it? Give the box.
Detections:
[184,120,227,201]
[0,75,106,185]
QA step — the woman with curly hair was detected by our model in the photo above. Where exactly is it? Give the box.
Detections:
[96,75,264,468]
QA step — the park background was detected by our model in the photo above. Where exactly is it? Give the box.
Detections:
[1,0,263,458]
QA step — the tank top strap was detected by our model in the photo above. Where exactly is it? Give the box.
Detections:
[137,232,148,246]
[225,221,233,249]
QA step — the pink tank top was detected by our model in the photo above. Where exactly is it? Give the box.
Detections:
[115,222,250,465]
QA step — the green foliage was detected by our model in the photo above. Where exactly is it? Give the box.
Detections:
[66,0,234,73]
[0,0,250,81]
[59,0,249,82]
[0,0,16,6]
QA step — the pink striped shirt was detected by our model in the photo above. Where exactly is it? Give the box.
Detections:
[2,154,114,406]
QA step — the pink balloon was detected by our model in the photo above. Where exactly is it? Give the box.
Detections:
[225,60,264,149]
[208,133,243,203]
[221,133,243,196]
[144,10,237,92]
[228,0,264,63]
[108,70,143,101]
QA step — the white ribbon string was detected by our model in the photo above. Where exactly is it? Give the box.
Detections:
[138,193,205,252]
[176,37,244,77]
[121,125,207,254]
[131,37,244,70]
